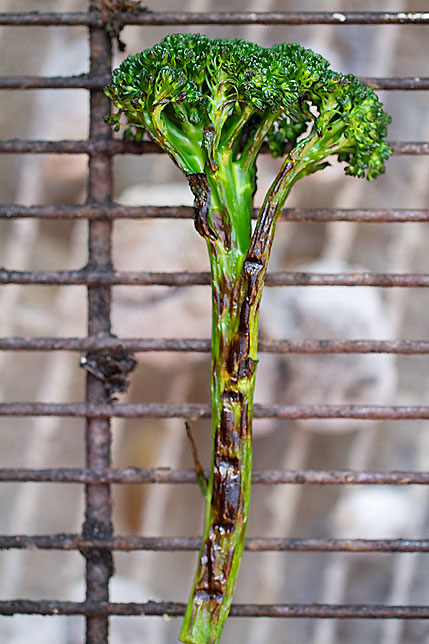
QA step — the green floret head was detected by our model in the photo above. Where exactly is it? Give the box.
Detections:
[105,33,392,180]
[331,75,392,179]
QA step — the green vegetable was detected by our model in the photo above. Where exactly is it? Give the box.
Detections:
[105,33,391,644]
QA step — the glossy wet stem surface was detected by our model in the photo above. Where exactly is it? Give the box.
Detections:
[180,152,302,644]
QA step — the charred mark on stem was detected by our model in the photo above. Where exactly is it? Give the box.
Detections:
[213,457,241,531]
[218,400,240,450]
[195,532,232,605]
[225,158,297,381]
[248,156,295,260]
[237,356,257,379]
[203,127,219,172]
[211,269,240,337]
[187,173,217,241]
[221,390,243,403]
[240,399,250,438]
[243,256,264,288]
[192,154,296,615]
[219,405,235,445]
[226,257,263,378]
[195,393,249,601]
[209,207,232,250]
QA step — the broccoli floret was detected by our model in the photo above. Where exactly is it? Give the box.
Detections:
[106,33,391,644]
[107,33,390,178]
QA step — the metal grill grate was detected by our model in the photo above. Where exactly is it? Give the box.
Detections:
[0,5,428,643]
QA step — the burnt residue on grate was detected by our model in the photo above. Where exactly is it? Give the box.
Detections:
[90,1,149,51]
[80,346,137,399]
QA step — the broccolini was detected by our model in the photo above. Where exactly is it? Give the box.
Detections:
[106,33,391,644]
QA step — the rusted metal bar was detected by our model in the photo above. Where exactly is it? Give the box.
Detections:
[0,12,95,26]
[1,402,429,420]
[0,139,156,154]
[0,73,110,89]
[259,339,429,354]
[0,139,427,155]
[3,268,429,287]
[0,534,428,553]
[84,18,113,644]
[3,337,429,355]
[1,467,428,485]
[265,272,429,287]
[0,268,213,285]
[2,75,427,90]
[276,209,429,223]
[392,141,429,155]
[243,538,429,553]
[360,77,429,90]
[1,205,428,222]
[231,605,429,618]
[0,11,428,26]
[0,600,428,618]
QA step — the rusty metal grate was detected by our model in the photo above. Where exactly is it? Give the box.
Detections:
[0,5,428,643]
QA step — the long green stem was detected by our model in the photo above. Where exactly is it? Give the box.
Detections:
[180,141,317,644]
[180,255,257,643]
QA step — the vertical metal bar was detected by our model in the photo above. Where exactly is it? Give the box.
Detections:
[84,5,113,643]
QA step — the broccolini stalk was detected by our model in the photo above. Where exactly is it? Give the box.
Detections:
[105,33,391,644]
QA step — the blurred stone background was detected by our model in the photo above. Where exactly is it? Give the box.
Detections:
[0,0,428,643]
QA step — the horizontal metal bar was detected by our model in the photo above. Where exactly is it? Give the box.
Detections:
[0,139,156,155]
[1,205,428,222]
[1,534,428,553]
[0,139,427,155]
[0,11,428,26]
[1,75,427,90]
[0,73,110,90]
[2,337,429,355]
[0,12,94,26]
[258,339,429,353]
[1,467,427,485]
[2,269,429,288]
[0,599,428,618]
[265,272,429,287]
[360,77,429,90]
[1,402,429,419]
